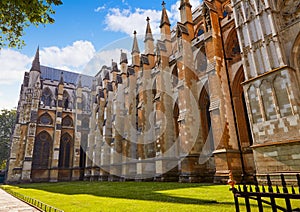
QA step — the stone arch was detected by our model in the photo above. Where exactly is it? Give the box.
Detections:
[62,115,73,127]
[38,112,53,125]
[152,78,157,100]
[195,46,207,74]
[41,87,53,107]
[58,133,73,168]
[63,90,70,110]
[291,32,300,73]
[259,80,276,120]
[232,67,253,146]
[173,98,180,142]
[222,3,233,19]
[225,28,241,64]
[273,75,293,117]
[247,85,262,123]
[171,64,179,87]
[195,24,205,37]
[32,131,52,169]
[199,83,213,152]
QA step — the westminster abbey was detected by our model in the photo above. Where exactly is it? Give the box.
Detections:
[7,0,300,183]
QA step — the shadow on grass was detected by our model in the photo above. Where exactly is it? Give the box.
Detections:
[13,182,235,206]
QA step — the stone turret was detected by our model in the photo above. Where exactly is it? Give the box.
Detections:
[179,0,194,41]
[160,1,171,56]
[29,47,41,88]
[131,30,140,71]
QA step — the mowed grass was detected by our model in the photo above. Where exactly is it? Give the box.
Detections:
[1,181,287,212]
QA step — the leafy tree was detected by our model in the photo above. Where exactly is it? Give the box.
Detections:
[0,109,16,170]
[0,0,63,48]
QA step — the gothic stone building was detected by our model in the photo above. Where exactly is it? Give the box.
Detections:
[7,0,300,183]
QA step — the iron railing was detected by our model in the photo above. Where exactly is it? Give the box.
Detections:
[1,187,64,212]
[229,173,300,212]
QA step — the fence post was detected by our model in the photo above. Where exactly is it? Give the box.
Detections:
[243,184,251,212]
[281,174,292,211]
[228,171,240,212]
[253,175,263,212]
[267,175,277,212]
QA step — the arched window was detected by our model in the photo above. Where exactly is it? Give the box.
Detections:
[82,117,90,129]
[199,85,213,152]
[41,87,53,107]
[198,29,204,36]
[58,133,73,168]
[247,85,262,123]
[152,79,158,100]
[32,131,52,169]
[172,65,179,87]
[63,90,70,110]
[62,115,73,127]
[260,80,276,120]
[38,113,53,125]
[82,94,87,111]
[273,75,292,117]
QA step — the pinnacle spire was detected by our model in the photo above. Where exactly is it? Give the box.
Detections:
[160,1,170,28]
[145,17,154,42]
[132,30,140,54]
[31,46,40,72]
[120,49,128,64]
[179,0,191,9]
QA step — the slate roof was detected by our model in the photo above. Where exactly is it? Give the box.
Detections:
[40,65,94,88]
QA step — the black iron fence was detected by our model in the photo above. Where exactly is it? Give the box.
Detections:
[229,173,300,212]
[1,187,64,212]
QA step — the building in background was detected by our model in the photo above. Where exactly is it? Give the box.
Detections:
[6,0,300,183]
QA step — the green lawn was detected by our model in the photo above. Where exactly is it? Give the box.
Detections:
[0,181,281,212]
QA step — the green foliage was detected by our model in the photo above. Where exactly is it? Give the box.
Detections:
[0,0,62,48]
[0,160,6,170]
[0,109,16,169]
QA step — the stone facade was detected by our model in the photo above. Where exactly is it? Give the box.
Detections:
[6,0,300,184]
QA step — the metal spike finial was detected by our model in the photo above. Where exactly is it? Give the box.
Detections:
[162,1,166,8]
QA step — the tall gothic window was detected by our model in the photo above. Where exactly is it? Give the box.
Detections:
[58,133,73,168]
[41,87,53,107]
[172,65,178,87]
[62,115,73,127]
[38,113,53,125]
[63,90,70,110]
[273,75,293,117]
[32,131,52,169]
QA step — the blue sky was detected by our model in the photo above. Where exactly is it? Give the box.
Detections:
[0,0,202,109]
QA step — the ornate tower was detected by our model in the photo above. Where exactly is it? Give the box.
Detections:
[232,0,300,181]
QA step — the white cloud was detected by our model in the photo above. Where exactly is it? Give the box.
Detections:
[40,40,96,72]
[0,40,96,109]
[0,49,32,85]
[104,8,162,36]
[95,5,106,12]
[83,48,131,76]
[104,1,202,37]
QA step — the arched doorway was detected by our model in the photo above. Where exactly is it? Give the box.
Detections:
[232,67,254,175]
[199,85,213,152]
[232,67,253,147]
[58,133,73,181]
[31,131,53,181]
